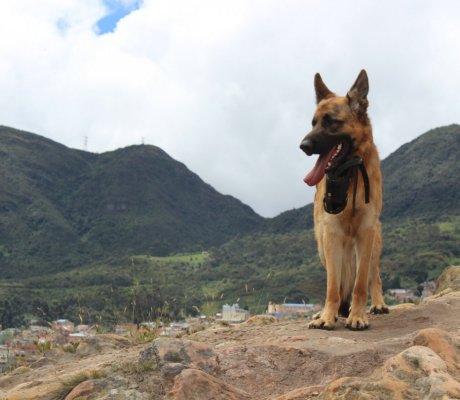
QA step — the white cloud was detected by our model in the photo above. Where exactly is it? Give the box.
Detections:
[0,0,459,217]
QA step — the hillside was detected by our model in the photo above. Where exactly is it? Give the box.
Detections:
[381,124,460,219]
[0,126,263,278]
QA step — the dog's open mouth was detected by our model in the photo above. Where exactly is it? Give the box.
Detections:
[304,140,350,186]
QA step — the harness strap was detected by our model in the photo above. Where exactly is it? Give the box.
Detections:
[351,159,370,216]
[324,157,370,216]
[352,162,359,216]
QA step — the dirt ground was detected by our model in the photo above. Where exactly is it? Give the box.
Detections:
[188,292,460,399]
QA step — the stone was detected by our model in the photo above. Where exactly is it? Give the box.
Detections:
[142,337,219,380]
[413,328,460,378]
[320,345,460,399]
[64,379,94,400]
[167,368,251,400]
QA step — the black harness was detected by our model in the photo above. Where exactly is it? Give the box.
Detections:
[323,157,370,216]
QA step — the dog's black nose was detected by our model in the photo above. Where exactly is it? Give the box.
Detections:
[300,139,314,156]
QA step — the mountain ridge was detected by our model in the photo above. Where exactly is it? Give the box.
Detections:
[0,125,263,277]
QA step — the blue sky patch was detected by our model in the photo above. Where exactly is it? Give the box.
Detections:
[95,0,142,35]
[56,17,70,34]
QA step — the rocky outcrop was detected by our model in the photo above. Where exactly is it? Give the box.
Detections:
[142,337,219,381]
[413,328,460,378]
[167,369,251,400]
[321,343,460,399]
[435,265,460,294]
[64,379,95,400]
[1,267,460,400]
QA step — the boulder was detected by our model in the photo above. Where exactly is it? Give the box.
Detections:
[320,345,460,399]
[141,338,219,381]
[167,368,251,400]
[413,328,460,378]
[64,379,94,400]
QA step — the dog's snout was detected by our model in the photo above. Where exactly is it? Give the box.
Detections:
[300,139,314,156]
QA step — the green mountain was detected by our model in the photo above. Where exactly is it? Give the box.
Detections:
[0,124,459,328]
[0,126,262,278]
[381,124,460,219]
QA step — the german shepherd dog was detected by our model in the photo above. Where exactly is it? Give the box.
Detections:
[300,70,389,330]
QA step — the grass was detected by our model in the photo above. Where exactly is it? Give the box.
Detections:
[50,368,108,400]
[438,216,460,235]
[134,252,209,265]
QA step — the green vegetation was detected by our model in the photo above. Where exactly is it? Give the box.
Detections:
[0,124,459,328]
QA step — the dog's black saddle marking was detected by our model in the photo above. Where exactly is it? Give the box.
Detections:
[323,157,370,216]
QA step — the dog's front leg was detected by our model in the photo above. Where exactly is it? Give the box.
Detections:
[346,226,375,330]
[309,228,343,330]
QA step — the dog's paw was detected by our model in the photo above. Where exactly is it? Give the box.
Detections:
[370,304,390,314]
[308,315,336,330]
[345,313,369,330]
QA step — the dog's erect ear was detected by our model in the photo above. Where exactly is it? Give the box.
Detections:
[314,73,334,104]
[347,70,369,119]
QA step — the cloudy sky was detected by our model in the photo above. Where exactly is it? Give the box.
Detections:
[0,1,459,217]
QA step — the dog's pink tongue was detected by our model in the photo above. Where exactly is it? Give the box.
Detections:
[303,147,335,186]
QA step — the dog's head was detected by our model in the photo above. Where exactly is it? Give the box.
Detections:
[300,70,370,186]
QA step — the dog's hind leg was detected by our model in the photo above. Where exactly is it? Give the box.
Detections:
[369,224,389,314]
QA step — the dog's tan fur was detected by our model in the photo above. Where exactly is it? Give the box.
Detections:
[302,70,388,330]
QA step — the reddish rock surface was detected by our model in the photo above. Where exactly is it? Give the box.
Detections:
[1,270,459,400]
[64,379,94,400]
[167,369,251,400]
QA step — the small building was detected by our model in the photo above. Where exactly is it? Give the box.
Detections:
[222,304,250,322]
[267,302,320,317]
[0,345,9,365]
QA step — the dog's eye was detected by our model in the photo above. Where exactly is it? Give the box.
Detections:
[323,114,343,128]
[322,114,332,127]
